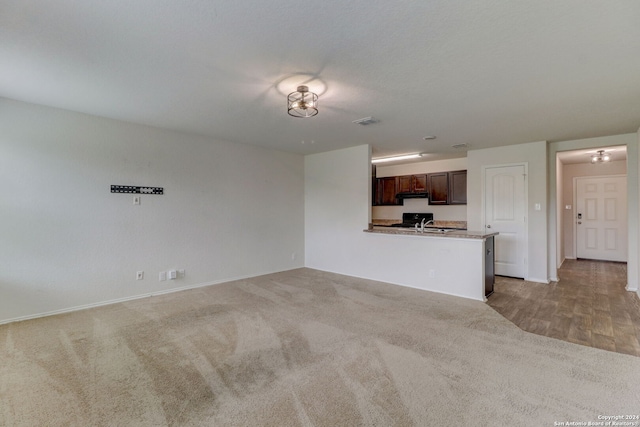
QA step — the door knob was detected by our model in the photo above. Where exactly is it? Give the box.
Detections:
[578,221,582,225]
[486,225,491,228]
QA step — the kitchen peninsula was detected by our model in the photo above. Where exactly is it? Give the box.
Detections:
[363,224,497,301]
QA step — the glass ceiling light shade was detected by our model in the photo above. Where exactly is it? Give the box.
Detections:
[591,150,611,163]
[287,85,318,118]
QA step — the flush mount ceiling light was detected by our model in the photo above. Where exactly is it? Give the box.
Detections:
[591,150,611,163]
[287,85,318,118]
[371,153,424,164]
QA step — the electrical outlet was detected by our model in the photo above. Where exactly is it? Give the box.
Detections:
[168,270,177,280]
[136,271,144,280]
[159,271,167,281]
[178,269,185,278]
[428,269,436,278]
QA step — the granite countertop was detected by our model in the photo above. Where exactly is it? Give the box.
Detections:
[364,225,498,240]
[372,219,468,229]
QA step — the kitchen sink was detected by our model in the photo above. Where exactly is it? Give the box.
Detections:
[372,225,463,234]
[421,228,457,233]
[392,227,458,234]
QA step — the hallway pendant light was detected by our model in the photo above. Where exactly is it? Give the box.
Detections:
[287,85,318,118]
[591,150,611,163]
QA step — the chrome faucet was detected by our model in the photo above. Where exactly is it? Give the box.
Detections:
[419,218,434,232]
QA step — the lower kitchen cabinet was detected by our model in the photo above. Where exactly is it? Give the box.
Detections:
[485,236,495,297]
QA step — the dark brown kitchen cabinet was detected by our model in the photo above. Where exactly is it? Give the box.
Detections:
[448,170,467,205]
[375,177,403,206]
[397,175,412,194]
[485,236,495,297]
[412,174,427,192]
[398,174,427,194]
[374,171,464,206]
[427,170,467,205]
[427,172,449,205]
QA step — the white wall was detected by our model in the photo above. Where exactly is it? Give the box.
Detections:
[305,145,488,301]
[561,160,626,260]
[375,158,467,178]
[0,98,305,323]
[372,158,468,221]
[467,141,548,283]
[549,133,638,292]
[305,145,372,270]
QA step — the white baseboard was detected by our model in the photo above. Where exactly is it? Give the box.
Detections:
[304,266,486,302]
[526,277,550,284]
[0,267,302,325]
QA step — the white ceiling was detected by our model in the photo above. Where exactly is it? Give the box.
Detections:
[1,1,639,159]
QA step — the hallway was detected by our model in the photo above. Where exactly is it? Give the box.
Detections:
[487,259,640,357]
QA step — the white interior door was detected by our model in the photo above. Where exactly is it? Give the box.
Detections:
[576,176,627,262]
[485,165,527,278]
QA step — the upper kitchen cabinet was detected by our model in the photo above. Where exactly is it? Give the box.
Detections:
[398,175,411,194]
[398,174,427,194]
[427,172,449,204]
[374,177,403,206]
[427,170,467,205]
[413,174,427,192]
[373,169,465,206]
[448,170,467,205]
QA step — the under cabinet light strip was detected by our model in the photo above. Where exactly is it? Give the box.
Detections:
[371,153,423,164]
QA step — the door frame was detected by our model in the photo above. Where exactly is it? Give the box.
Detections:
[548,136,638,292]
[481,162,529,280]
[573,174,627,261]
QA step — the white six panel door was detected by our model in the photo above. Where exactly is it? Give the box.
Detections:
[484,165,527,278]
[576,176,627,262]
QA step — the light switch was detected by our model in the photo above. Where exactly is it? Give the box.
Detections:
[534,203,541,211]
[565,205,572,210]
[133,196,141,205]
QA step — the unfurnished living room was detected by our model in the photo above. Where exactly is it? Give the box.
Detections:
[2,1,640,426]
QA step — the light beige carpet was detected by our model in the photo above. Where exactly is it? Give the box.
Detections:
[1,268,639,426]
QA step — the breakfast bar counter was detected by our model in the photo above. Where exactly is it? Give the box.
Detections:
[362,224,498,301]
[365,225,498,240]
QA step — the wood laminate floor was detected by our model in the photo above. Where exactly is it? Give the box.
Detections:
[487,259,640,357]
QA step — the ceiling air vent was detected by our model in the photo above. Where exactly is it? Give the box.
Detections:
[451,143,469,150]
[352,117,379,125]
